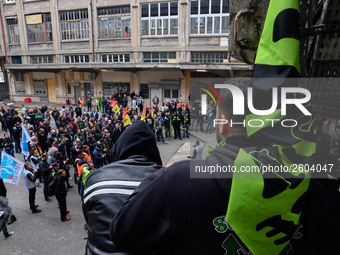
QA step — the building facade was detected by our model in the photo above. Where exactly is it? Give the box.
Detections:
[0,0,252,106]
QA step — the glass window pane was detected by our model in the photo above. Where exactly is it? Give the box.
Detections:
[222,0,229,13]
[141,20,149,36]
[113,55,119,62]
[142,4,149,17]
[214,16,220,33]
[160,3,168,16]
[67,82,71,94]
[170,2,178,15]
[172,90,179,98]
[150,20,156,35]
[160,52,167,62]
[169,52,176,59]
[32,57,38,64]
[164,89,171,98]
[207,17,213,34]
[163,18,169,35]
[222,16,229,33]
[191,17,198,34]
[191,0,198,14]
[150,4,158,17]
[200,0,209,14]
[199,17,206,34]
[144,52,151,62]
[157,20,162,35]
[170,19,178,35]
[152,52,160,62]
[211,0,221,13]
[141,84,149,99]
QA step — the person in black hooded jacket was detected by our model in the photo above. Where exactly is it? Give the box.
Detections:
[110,84,340,255]
[82,120,163,255]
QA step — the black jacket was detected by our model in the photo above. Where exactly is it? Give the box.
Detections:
[86,137,97,152]
[3,137,13,149]
[12,126,21,140]
[58,143,68,160]
[37,132,48,147]
[55,175,67,198]
[112,128,121,144]
[83,121,162,255]
[0,179,6,197]
[110,136,340,255]
[39,159,51,178]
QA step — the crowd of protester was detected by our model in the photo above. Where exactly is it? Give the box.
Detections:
[0,91,215,223]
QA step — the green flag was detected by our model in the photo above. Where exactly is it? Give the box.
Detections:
[97,94,101,112]
[225,1,316,254]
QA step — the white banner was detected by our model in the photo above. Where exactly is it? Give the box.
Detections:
[0,152,25,185]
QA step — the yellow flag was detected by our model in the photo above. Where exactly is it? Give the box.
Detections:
[141,104,147,121]
[110,99,120,113]
[123,107,131,127]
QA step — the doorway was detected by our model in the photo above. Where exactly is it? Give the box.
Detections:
[47,79,57,103]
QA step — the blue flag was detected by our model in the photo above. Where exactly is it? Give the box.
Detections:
[0,152,25,185]
[21,124,31,160]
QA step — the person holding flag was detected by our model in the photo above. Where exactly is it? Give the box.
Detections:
[23,162,41,214]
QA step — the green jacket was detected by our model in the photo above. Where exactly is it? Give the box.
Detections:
[82,165,91,186]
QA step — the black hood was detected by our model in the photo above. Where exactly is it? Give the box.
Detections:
[110,121,162,166]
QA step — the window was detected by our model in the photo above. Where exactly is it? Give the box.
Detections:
[141,2,178,36]
[98,6,131,39]
[140,84,149,99]
[31,55,54,64]
[101,53,130,63]
[163,88,179,100]
[190,0,229,35]
[33,79,47,95]
[6,18,20,44]
[64,55,89,63]
[14,72,24,81]
[26,13,52,43]
[103,82,130,96]
[14,72,25,94]
[60,9,89,40]
[11,56,22,64]
[191,52,229,63]
[66,81,72,95]
[143,52,176,63]
[5,0,14,3]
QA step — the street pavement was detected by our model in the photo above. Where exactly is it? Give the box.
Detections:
[0,100,217,255]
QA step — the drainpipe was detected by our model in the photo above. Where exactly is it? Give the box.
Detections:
[90,0,95,62]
